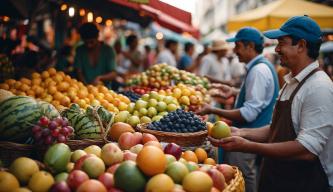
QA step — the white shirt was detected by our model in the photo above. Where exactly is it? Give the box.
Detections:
[239,55,275,123]
[229,57,246,79]
[156,49,176,67]
[199,53,231,81]
[280,61,333,187]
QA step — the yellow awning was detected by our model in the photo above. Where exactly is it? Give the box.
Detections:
[227,0,333,32]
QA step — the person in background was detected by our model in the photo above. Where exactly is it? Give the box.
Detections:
[74,23,117,86]
[178,42,195,71]
[192,44,211,74]
[123,34,143,73]
[210,16,333,192]
[143,45,155,70]
[199,40,231,83]
[198,27,280,192]
[156,39,178,67]
[56,45,75,77]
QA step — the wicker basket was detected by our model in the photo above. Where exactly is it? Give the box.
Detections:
[223,166,245,192]
[136,123,208,147]
[0,141,34,167]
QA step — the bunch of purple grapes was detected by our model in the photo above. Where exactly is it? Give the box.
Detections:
[32,116,74,145]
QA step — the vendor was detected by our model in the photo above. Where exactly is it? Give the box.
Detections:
[74,23,117,86]
[209,16,333,192]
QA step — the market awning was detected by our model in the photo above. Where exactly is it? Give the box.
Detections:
[111,0,200,38]
[227,0,333,32]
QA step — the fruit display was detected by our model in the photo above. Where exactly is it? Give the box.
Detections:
[0,96,60,142]
[61,104,113,139]
[147,109,206,133]
[116,91,141,102]
[0,68,131,112]
[114,91,180,127]
[126,63,210,89]
[210,121,231,139]
[32,116,74,145]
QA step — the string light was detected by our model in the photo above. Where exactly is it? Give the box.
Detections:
[106,19,112,26]
[79,9,85,16]
[96,16,103,24]
[68,7,75,17]
[3,16,10,22]
[60,4,67,11]
[156,32,164,40]
[87,12,93,22]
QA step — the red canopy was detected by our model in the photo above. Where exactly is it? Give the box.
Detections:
[111,0,200,38]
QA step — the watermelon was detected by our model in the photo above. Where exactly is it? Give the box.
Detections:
[38,101,60,119]
[0,96,42,142]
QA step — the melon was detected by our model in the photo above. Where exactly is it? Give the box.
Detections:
[0,89,14,103]
[38,101,60,119]
[0,96,41,142]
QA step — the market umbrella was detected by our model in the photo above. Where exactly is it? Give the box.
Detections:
[227,0,333,32]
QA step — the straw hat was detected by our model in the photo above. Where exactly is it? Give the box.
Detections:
[211,40,229,51]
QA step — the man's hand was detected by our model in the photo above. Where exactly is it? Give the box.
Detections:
[208,136,251,152]
[209,84,234,99]
[195,103,212,115]
[92,76,102,85]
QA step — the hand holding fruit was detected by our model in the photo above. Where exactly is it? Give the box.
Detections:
[208,136,251,152]
[209,84,234,99]
[195,103,212,115]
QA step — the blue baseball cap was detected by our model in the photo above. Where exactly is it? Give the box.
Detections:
[226,27,264,45]
[263,16,322,42]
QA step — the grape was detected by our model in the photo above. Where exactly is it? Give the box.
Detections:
[32,125,41,133]
[34,132,42,140]
[51,129,60,137]
[62,117,69,127]
[54,117,64,127]
[57,134,66,143]
[48,121,58,130]
[60,127,69,136]
[39,116,49,127]
[66,126,74,134]
[42,129,51,136]
[44,135,53,145]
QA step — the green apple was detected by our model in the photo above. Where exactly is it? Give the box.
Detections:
[157,95,165,102]
[157,101,167,112]
[147,107,158,117]
[127,103,135,113]
[139,108,148,116]
[135,99,148,110]
[148,98,158,108]
[152,115,163,121]
[167,104,178,112]
[127,116,141,127]
[114,111,130,122]
[158,112,168,116]
[211,121,231,139]
[163,96,175,104]
[149,91,159,100]
[140,116,152,124]
[141,94,150,101]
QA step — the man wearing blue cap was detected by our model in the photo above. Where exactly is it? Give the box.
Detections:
[198,27,279,192]
[209,16,333,192]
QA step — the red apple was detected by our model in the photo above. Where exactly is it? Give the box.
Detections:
[74,154,94,170]
[132,132,143,144]
[50,181,71,192]
[118,132,136,150]
[107,163,120,174]
[67,170,89,190]
[142,133,158,144]
[164,143,182,160]
[207,168,226,191]
[123,150,137,161]
[216,164,236,184]
[108,187,124,192]
[98,172,114,189]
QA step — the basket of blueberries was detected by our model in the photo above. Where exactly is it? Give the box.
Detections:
[136,109,208,146]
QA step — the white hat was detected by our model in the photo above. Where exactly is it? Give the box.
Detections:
[211,40,229,51]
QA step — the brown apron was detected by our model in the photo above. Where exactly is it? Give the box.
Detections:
[258,68,329,192]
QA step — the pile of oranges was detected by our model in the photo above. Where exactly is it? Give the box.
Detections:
[0,68,130,112]
[182,148,216,165]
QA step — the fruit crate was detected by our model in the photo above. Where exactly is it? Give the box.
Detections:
[136,123,207,147]
[0,141,34,167]
[225,166,245,192]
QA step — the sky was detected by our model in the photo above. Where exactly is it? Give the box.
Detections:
[160,0,197,14]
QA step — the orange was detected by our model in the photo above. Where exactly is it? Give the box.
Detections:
[14,81,22,89]
[77,90,88,99]
[119,95,130,104]
[77,180,107,192]
[195,148,208,163]
[17,91,27,96]
[41,71,50,79]
[182,151,198,163]
[95,93,105,101]
[48,86,57,95]
[0,171,20,192]
[182,171,213,192]
[54,74,63,82]
[78,99,87,108]
[26,90,35,97]
[0,83,10,90]
[104,93,114,102]
[20,84,30,92]
[204,158,216,165]
[64,75,72,82]
[206,122,213,136]
[57,82,70,92]
[47,67,57,76]
[53,92,64,101]
[145,174,174,192]
[60,96,71,106]
[87,94,95,102]
[20,78,31,85]
[31,72,40,79]
[31,78,41,86]
[98,86,109,94]
[137,146,167,176]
